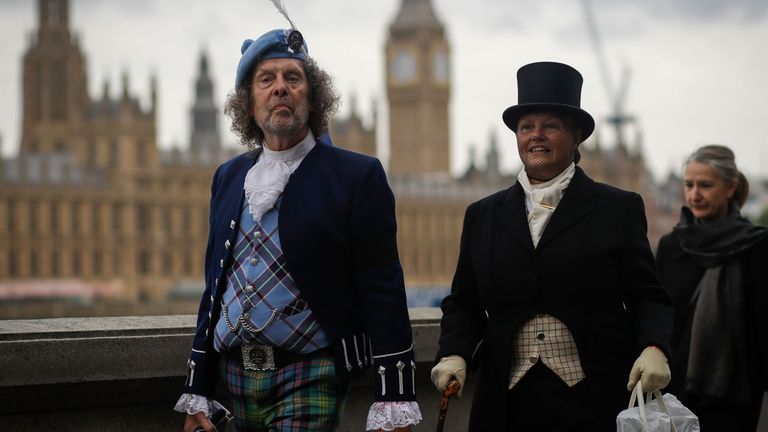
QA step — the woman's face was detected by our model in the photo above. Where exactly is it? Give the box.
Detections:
[516,112,580,183]
[683,161,737,221]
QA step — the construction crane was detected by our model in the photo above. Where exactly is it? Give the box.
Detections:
[580,0,635,149]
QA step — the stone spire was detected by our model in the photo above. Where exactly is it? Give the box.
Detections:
[390,0,443,32]
[38,0,70,40]
[485,128,500,179]
[189,50,221,162]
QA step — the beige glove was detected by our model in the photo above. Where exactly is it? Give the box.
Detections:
[431,355,467,396]
[627,346,671,392]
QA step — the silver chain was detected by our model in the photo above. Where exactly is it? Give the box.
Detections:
[222,301,279,335]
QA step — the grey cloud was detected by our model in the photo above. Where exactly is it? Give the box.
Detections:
[440,0,539,32]
[607,0,768,22]
[444,0,766,38]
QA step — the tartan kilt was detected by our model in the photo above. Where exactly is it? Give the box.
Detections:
[221,350,349,432]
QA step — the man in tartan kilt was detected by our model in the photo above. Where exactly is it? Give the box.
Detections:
[175,26,421,432]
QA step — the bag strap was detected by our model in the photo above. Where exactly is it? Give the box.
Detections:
[628,381,650,431]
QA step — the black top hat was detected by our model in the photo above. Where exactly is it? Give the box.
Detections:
[502,62,595,141]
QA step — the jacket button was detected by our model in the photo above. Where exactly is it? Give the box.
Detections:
[529,355,538,364]
[536,332,545,341]
[220,259,224,268]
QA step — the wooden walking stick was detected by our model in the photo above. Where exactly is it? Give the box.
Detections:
[436,379,461,432]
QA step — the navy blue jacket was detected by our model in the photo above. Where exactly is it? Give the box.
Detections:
[183,136,416,402]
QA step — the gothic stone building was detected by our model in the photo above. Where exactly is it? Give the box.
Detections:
[0,0,226,309]
[0,0,677,315]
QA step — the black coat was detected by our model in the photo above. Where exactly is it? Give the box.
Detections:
[437,167,673,430]
[656,229,768,401]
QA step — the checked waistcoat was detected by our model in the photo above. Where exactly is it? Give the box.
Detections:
[508,314,585,388]
[214,199,331,354]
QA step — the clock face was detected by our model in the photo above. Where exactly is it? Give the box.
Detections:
[391,51,417,82]
[432,51,449,82]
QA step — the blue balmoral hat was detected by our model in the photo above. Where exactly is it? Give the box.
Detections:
[235,28,308,89]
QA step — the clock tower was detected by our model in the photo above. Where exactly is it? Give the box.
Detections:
[386,0,451,175]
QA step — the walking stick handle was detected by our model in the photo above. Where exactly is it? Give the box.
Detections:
[436,379,461,432]
[443,379,461,398]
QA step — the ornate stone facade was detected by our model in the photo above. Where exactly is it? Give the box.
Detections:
[1,0,680,314]
[330,95,377,158]
[0,0,224,304]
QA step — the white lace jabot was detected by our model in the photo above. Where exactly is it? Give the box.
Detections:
[244,130,316,222]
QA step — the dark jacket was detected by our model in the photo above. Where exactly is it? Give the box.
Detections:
[182,136,416,402]
[656,230,768,401]
[437,167,673,430]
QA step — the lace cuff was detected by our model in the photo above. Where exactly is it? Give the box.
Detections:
[366,401,422,431]
[173,393,226,417]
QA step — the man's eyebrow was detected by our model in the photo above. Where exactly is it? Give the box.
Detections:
[282,66,304,75]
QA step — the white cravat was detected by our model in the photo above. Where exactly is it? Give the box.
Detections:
[243,130,315,222]
[516,163,575,247]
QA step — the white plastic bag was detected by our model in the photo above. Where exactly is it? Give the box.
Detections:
[616,382,700,432]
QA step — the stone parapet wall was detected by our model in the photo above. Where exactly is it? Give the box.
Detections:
[0,308,474,431]
[2,309,765,431]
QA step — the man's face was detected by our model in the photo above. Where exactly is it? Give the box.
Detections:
[516,112,580,183]
[250,58,310,139]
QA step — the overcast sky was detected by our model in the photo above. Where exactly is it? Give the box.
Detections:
[1,0,767,182]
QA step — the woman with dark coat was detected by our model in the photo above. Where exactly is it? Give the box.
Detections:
[656,144,768,431]
[431,62,673,431]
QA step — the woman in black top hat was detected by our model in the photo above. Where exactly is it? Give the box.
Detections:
[656,145,768,431]
[430,61,674,430]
